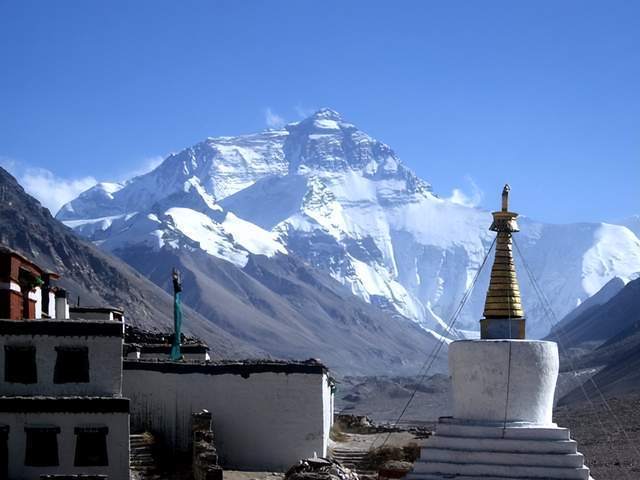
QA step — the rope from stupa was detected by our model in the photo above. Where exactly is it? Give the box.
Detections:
[370,235,497,451]
[513,237,640,466]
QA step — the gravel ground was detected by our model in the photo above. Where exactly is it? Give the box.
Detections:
[337,377,640,480]
[329,431,426,452]
[553,394,640,480]
[223,471,285,480]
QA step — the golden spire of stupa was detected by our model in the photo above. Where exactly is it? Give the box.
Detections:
[480,184,526,339]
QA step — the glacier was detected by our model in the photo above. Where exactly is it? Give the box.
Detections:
[57,108,640,339]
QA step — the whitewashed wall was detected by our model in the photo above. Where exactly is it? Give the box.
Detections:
[123,364,333,471]
[33,287,42,318]
[0,333,122,397]
[0,411,129,480]
[69,311,115,321]
[322,375,333,452]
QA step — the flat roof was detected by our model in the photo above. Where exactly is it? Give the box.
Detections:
[0,319,123,337]
[124,358,327,376]
[70,306,125,315]
[125,343,210,353]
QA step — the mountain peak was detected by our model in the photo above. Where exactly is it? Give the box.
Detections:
[308,108,342,121]
[292,108,350,134]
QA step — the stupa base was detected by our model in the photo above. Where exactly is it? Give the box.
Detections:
[407,417,593,480]
[410,475,594,480]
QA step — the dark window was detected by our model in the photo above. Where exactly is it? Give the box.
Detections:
[24,426,59,466]
[54,346,89,383]
[4,345,37,384]
[74,426,108,466]
[0,425,8,480]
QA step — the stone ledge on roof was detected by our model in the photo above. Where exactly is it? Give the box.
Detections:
[123,358,328,376]
[124,343,210,353]
[124,324,206,347]
[70,306,125,314]
[0,319,123,337]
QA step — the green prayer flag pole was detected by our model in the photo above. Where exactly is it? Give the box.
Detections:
[170,268,183,361]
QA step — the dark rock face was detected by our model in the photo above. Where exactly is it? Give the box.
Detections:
[555,278,640,401]
[114,243,447,376]
[0,167,259,359]
[547,277,638,349]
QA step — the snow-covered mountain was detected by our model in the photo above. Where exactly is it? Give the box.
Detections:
[2,165,444,376]
[58,109,640,338]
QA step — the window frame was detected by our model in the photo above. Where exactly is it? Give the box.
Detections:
[24,425,60,467]
[4,344,37,384]
[74,425,109,467]
[54,345,90,384]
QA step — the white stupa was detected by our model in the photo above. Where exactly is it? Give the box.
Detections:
[409,185,593,480]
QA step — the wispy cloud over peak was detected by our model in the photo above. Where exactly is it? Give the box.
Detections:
[447,176,484,208]
[0,153,172,214]
[120,155,164,180]
[13,164,96,214]
[264,107,285,128]
[294,104,316,118]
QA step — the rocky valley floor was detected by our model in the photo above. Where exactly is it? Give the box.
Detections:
[554,394,640,479]
[337,376,640,480]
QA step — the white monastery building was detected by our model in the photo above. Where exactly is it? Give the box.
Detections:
[0,245,334,476]
[123,359,334,471]
[409,186,593,480]
[0,247,130,480]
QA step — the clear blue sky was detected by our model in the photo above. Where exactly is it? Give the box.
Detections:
[1,0,638,222]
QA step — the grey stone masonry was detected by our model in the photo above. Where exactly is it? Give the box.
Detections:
[192,410,222,480]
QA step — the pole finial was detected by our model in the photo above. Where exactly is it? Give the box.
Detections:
[501,184,510,212]
[172,268,182,294]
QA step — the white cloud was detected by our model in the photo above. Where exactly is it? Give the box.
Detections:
[119,155,164,180]
[294,104,316,118]
[20,167,97,214]
[1,156,97,213]
[264,108,285,128]
[0,153,168,215]
[447,176,484,208]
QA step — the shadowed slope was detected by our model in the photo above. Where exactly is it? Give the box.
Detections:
[0,167,261,359]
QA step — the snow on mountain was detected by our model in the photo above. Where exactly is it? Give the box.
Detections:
[582,223,640,295]
[221,212,287,257]
[71,178,287,269]
[58,109,640,338]
[57,181,124,220]
[57,130,288,221]
[162,207,285,267]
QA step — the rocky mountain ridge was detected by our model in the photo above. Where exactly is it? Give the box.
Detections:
[0,166,261,359]
[3,165,445,375]
[58,109,640,338]
[554,278,640,402]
